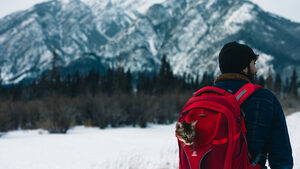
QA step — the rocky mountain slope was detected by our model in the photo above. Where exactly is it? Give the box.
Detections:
[0,0,299,84]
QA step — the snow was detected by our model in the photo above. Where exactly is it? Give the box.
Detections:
[39,49,52,61]
[224,3,255,34]
[287,112,300,168]
[61,0,70,3]
[0,35,6,44]
[0,65,15,84]
[256,53,274,78]
[0,0,166,20]
[20,17,35,27]
[148,38,157,56]
[0,125,178,169]
[1,0,299,22]
[251,50,275,79]
[133,0,166,14]
[0,112,299,169]
[206,0,217,9]
[178,9,207,52]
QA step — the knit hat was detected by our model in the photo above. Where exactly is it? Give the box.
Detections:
[219,41,258,74]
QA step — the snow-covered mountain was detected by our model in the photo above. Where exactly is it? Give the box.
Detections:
[0,0,299,84]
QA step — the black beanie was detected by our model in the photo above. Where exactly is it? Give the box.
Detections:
[219,41,258,74]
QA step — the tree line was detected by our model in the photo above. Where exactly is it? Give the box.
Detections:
[0,55,299,133]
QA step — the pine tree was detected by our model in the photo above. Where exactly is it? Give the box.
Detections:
[70,71,80,97]
[137,72,152,94]
[157,54,174,93]
[284,78,290,95]
[201,72,213,87]
[195,72,201,90]
[116,67,130,92]
[151,73,157,93]
[274,73,282,95]
[125,70,132,93]
[36,73,50,98]
[289,69,298,98]
[257,76,265,87]
[51,47,58,89]
[0,68,2,95]
[87,68,100,96]
[64,74,72,97]
[104,68,115,94]
[265,68,273,91]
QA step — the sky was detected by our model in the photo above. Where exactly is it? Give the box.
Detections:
[0,0,49,18]
[250,0,300,23]
[0,0,300,23]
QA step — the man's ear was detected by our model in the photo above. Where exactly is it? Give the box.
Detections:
[242,67,248,74]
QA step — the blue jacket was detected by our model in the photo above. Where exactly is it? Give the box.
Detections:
[214,73,293,169]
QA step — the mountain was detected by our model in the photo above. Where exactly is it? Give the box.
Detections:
[0,0,299,84]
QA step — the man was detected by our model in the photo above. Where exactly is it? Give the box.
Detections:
[214,41,293,169]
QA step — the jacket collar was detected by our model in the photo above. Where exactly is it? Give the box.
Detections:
[214,73,251,84]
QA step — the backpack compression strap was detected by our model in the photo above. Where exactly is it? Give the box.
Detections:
[234,83,262,105]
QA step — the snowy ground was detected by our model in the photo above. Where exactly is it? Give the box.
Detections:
[0,112,299,169]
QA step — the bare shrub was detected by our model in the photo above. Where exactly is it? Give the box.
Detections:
[38,94,74,133]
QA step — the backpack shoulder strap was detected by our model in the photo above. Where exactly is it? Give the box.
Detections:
[234,83,262,105]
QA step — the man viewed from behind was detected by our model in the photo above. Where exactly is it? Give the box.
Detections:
[214,41,293,169]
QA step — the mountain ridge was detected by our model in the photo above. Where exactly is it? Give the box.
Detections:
[0,0,299,84]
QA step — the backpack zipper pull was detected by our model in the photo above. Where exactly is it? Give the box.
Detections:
[199,109,206,117]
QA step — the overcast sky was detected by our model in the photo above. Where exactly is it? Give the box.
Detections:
[0,0,49,18]
[250,0,300,22]
[0,0,300,23]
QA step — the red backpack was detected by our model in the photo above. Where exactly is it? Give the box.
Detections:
[177,83,263,169]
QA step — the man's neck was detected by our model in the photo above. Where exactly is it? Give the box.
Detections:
[214,73,252,84]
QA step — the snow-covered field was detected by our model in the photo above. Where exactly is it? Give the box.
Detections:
[0,112,299,169]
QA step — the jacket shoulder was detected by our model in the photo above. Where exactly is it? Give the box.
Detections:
[251,87,276,101]
[242,87,279,111]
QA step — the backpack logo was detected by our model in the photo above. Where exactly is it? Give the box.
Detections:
[192,151,197,157]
